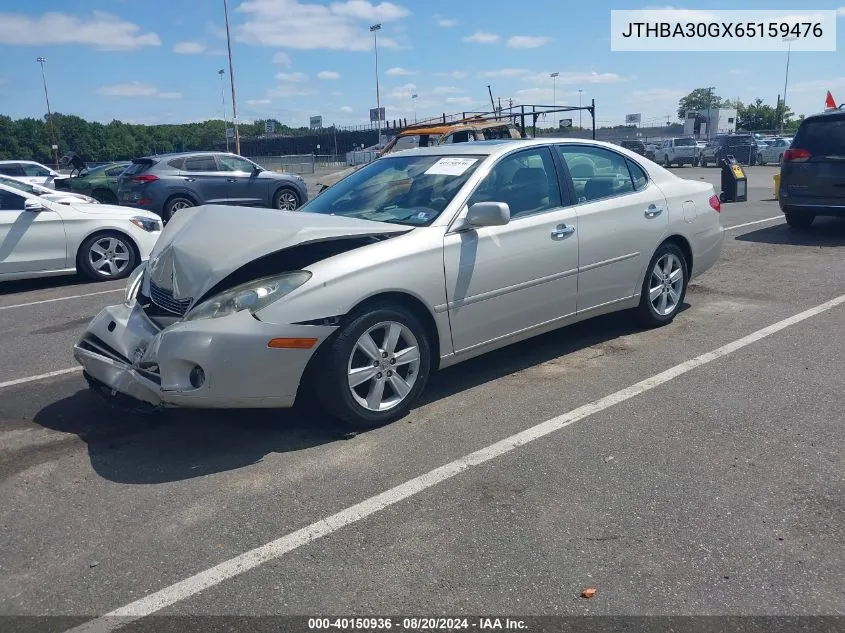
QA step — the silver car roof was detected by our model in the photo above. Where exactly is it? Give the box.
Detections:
[387,137,651,160]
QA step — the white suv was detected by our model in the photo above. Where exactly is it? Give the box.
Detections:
[659,138,698,167]
[0,160,62,188]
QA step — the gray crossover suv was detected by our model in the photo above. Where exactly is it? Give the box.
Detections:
[117,151,308,221]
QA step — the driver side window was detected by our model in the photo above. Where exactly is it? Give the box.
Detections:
[0,190,26,211]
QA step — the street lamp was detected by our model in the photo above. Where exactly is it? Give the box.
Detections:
[370,23,382,144]
[578,89,583,128]
[411,93,418,123]
[223,0,240,154]
[706,85,715,141]
[781,35,797,134]
[550,72,559,108]
[218,69,229,152]
[36,57,59,170]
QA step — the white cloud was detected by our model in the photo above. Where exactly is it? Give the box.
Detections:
[445,96,474,105]
[317,71,341,79]
[524,71,626,85]
[235,0,405,51]
[0,11,161,50]
[275,72,309,82]
[386,67,417,76]
[838,7,845,16]
[247,99,272,105]
[513,88,562,103]
[431,86,461,95]
[386,82,417,99]
[464,31,500,44]
[507,35,550,49]
[206,20,228,40]
[437,18,457,27]
[790,77,845,93]
[340,105,354,113]
[273,51,292,66]
[479,68,531,78]
[173,41,207,54]
[96,82,181,99]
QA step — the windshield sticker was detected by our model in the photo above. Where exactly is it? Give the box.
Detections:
[424,157,479,176]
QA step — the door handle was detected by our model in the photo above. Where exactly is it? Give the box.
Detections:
[183,178,195,182]
[645,205,663,218]
[226,178,238,183]
[551,224,575,240]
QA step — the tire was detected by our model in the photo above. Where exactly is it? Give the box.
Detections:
[92,188,117,204]
[700,156,708,167]
[273,187,301,211]
[77,231,138,281]
[778,154,784,166]
[315,303,432,429]
[163,195,196,222]
[784,211,815,230]
[757,153,765,166]
[636,242,689,328]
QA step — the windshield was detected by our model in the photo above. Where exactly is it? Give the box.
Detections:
[301,154,483,226]
[674,138,696,146]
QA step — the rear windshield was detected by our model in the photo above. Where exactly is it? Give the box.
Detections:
[123,161,153,176]
[674,138,696,146]
[793,117,845,156]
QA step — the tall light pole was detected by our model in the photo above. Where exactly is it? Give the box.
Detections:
[706,85,715,141]
[578,89,583,129]
[781,35,797,134]
[223,0,240,154]
[550,72,559,109]
[370,23,382,143]
[36,57,59,170]
[411,93,418,123]
[218,69,229,152]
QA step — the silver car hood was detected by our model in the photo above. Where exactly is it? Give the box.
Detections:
[145,204,409,302]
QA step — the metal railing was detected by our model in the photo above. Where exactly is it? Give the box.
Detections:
[247,154,316,174]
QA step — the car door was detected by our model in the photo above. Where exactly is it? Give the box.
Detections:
[216,154,265,206]
[179,155,229,204]
[555,144,669,313]
[443,146,579,354]
[0,189,67,274]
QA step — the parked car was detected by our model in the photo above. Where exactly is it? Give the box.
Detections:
[0,160,64,188]
[316,119,524,192]
[644,143,660,160]
[65,162,130,203]
[756,137,792,165]
[658,137,698,167]
[697,134,758,167]
[778,107,845,229]
[0,182,161,282]
[117,152,309,221]
[620,140,646,156]
[0,175,98,205]
[73,138,724,428]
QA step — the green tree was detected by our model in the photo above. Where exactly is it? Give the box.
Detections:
[677,88,724,120]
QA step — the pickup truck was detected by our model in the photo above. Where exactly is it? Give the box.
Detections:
[658,137,698,167]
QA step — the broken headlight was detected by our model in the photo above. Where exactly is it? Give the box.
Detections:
[184,271,312,322]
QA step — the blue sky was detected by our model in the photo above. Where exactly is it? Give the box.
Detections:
[1,0,843,128]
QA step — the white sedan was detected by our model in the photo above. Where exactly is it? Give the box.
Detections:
[0,182,163,282]
[0,174,98,205]
[0,160,63,188]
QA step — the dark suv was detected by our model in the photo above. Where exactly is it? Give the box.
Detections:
[117,151,309,221]
[778,107,845,229]
[697,134,758,166]
[620,140,646,156]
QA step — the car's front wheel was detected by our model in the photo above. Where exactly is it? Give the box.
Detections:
[636,242,688,328]
[315,303,432,429]
[77,232,138,281]
[273,187,301,211]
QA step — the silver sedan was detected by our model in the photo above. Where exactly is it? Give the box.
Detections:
[73,139,724,428]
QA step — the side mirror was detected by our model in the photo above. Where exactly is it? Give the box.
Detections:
[453,202,510,231]
[24,198,45,212]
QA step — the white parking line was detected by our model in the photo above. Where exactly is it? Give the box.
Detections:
[63,292,845,633]
[724,216,783,231]
[0,288,122,311]
[0,367,82,390]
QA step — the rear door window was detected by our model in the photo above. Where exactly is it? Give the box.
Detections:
[166,158,185,170]
[794,117,845,156]
[105,165,127,176]
[183,156,219,172]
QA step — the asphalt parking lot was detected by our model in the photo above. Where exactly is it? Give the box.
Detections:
[1,165,843,629]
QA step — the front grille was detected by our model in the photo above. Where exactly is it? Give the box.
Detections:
[148,279,192,316]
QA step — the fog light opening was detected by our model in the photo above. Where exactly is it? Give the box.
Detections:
[189,365,206,388]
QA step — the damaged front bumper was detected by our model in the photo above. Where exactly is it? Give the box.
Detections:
[73,301,336,409]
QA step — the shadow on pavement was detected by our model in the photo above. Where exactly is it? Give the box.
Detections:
[0,273,99,297]
[736,217,845,247]
[33,307,673,485]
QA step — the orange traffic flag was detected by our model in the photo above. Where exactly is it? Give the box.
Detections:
[825,91,837,110]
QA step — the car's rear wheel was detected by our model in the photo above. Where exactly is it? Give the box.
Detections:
[163,195,195,221]
[92,188,117,204]
[315,304,432,429]
[77,232,138,281]
[757,153,765,166]
[663,154,671,167]
[784,211,815,229]
[636,242,688,328]
[778,153,784,166]
[273,187,301,211]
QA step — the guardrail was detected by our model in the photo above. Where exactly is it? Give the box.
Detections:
[247,154,316,174]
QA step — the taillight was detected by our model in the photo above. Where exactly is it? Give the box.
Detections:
[782,148,810,163]
[708,194,721,213]
[129,174,160,183]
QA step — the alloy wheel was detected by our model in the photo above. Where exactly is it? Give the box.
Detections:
[276,190,299,210]
[88,236,131,278]
[648,253,684,316]
[347,321,421,412]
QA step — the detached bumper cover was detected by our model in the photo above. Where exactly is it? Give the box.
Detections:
[73,302,336,409]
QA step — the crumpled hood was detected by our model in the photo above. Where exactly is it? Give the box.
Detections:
[145,205,409,302]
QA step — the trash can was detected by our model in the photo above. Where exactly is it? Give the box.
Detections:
[773,172,780,200]
[720,155,748,203]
